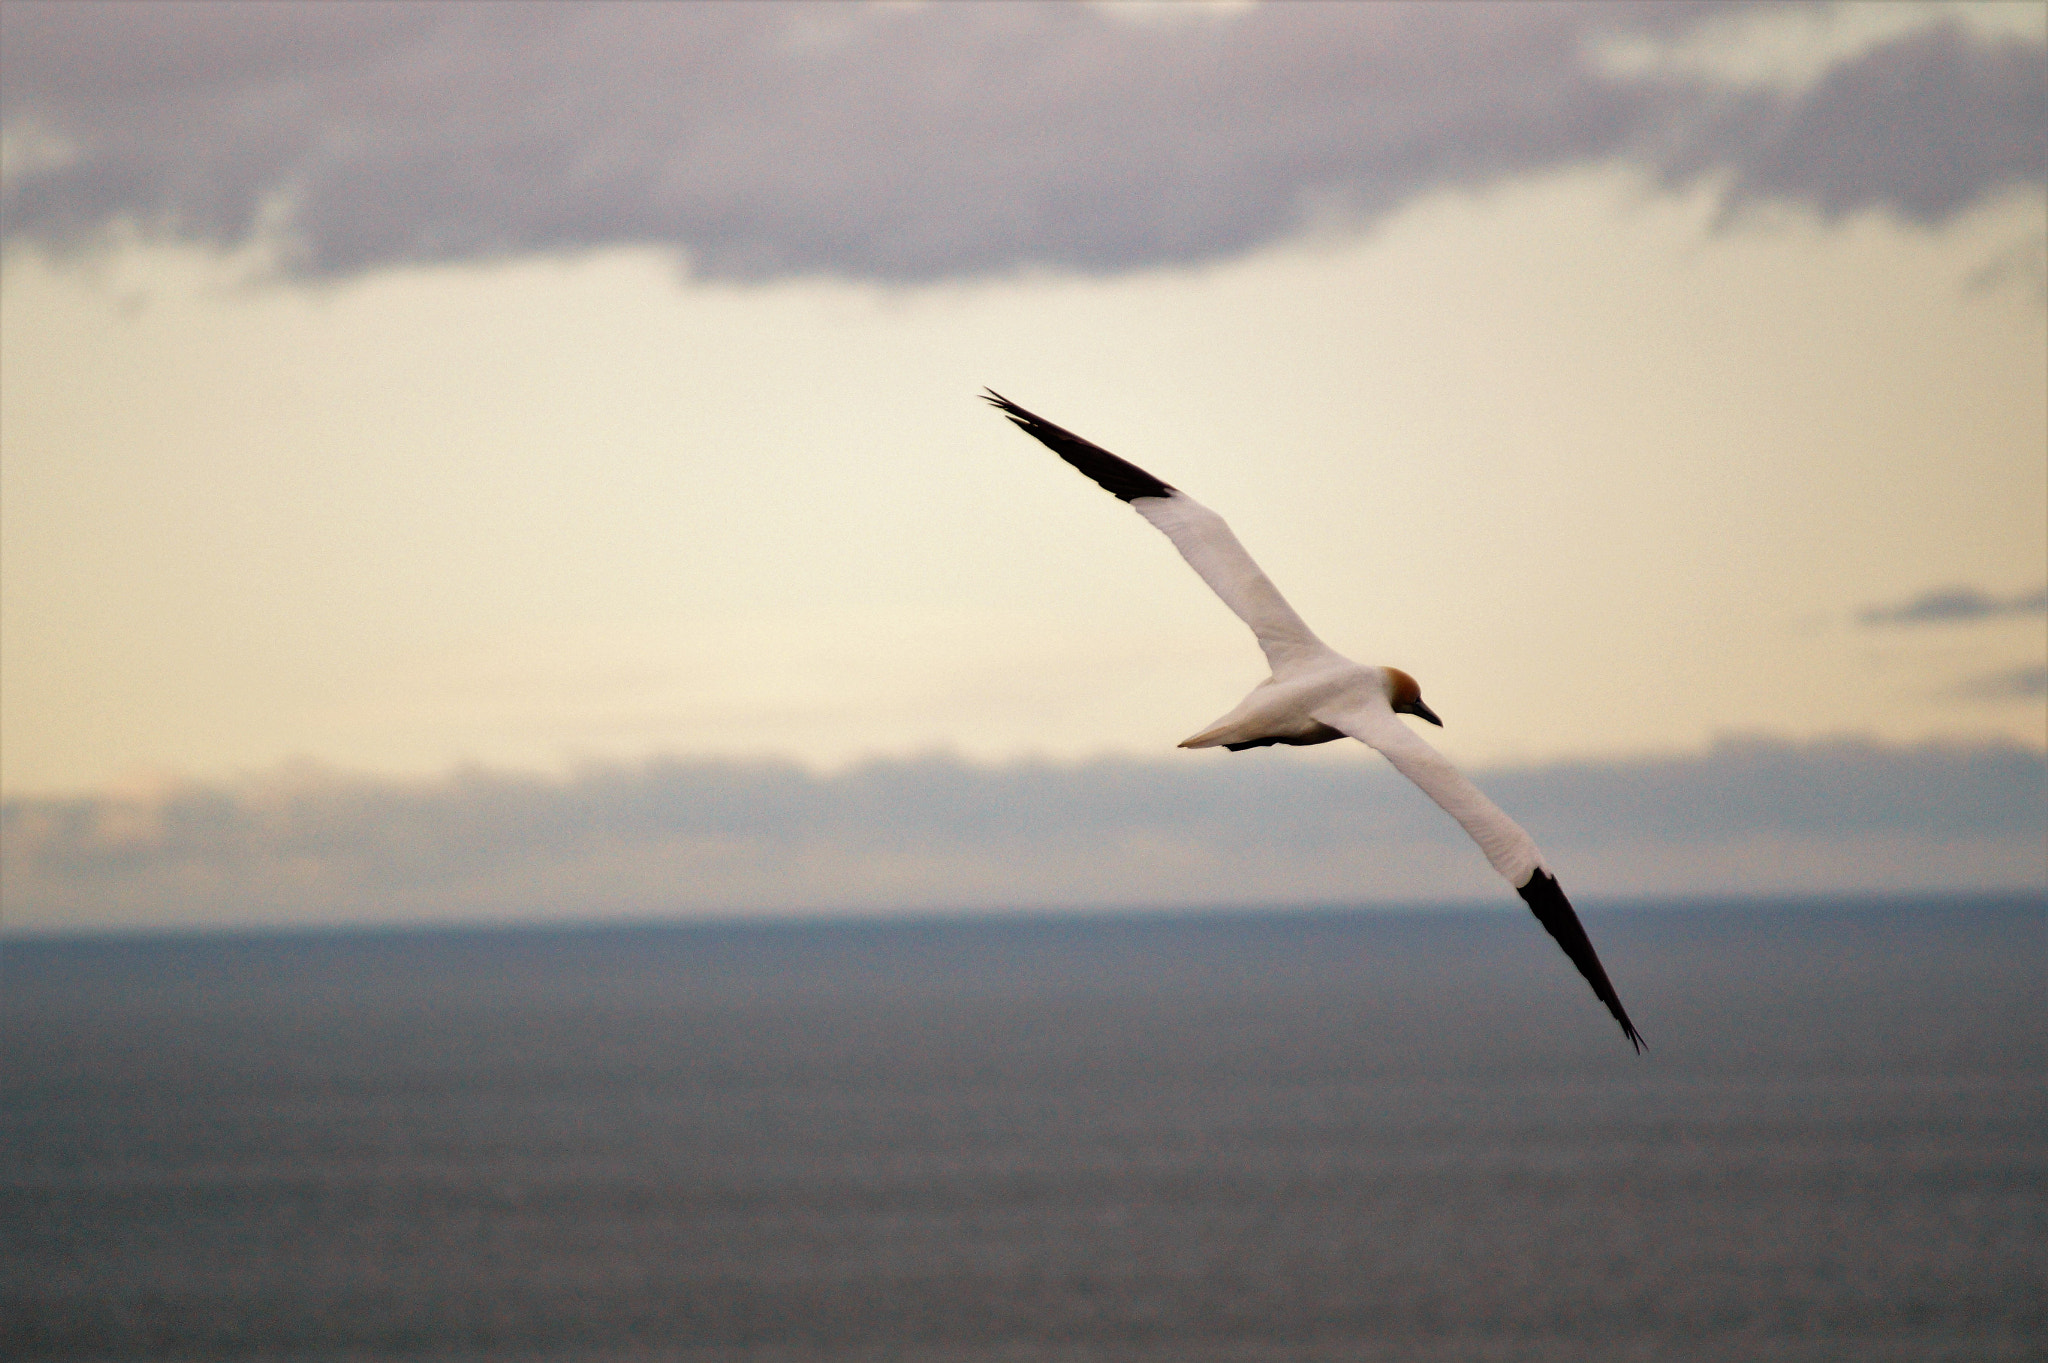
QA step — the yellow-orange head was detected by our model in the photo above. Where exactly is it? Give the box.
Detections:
[1384,666,1444,727]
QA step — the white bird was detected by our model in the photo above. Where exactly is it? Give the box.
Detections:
[987,391,1643,1051]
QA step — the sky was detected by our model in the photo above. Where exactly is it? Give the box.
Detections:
[2,1,2043,932]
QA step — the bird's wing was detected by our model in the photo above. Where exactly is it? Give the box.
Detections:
[985,391,1328,674]
[1317,695,1644,1052]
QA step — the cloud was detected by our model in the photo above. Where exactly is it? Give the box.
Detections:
[1966,229,2048,303]
[5,736,2040,934]
[2,1,2040,285]
[1955,664,2048,702]
[1859,584,2048,626]
[1686,18,2048,225]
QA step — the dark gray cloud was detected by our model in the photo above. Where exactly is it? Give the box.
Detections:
[2,1,2039,285]
[5,736,2040,931]
[1860,584,2048,626]
[1684,18,2048,225]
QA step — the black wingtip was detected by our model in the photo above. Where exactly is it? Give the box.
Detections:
[1516,869,1645,1054]
[980,389,1177,503]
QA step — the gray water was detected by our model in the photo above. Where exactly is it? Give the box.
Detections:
[4,894,2043,1362]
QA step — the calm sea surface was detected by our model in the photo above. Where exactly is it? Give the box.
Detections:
[4,894,2043,1362]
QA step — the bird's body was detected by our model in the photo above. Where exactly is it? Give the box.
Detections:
[986,390,1643,1051]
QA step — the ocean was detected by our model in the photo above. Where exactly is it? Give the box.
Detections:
[4,893,2042,1362]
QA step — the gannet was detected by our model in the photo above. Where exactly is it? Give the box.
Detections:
[986,390,1643,1051]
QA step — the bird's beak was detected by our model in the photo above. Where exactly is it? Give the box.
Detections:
[1400,699,1444,727]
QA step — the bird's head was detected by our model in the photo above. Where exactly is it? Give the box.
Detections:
[1384,666,1443,727]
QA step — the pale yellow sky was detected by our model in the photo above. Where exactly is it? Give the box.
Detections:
[4,165,2042,797]
[3,1,2044,934]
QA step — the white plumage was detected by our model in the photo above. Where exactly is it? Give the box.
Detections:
[987,390,1642,1050]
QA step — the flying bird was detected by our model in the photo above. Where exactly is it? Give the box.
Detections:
[985,390,1643,1051]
